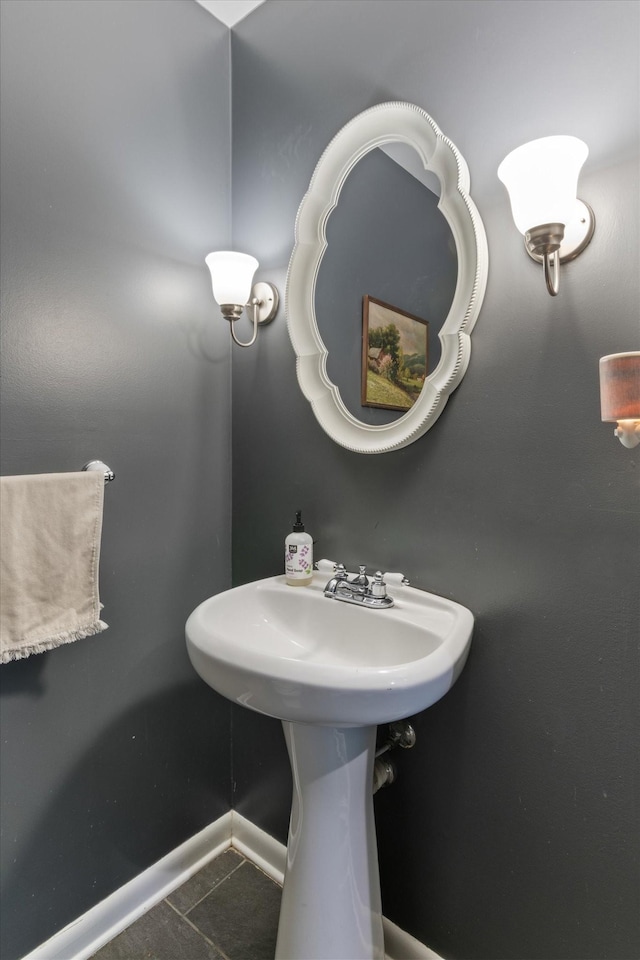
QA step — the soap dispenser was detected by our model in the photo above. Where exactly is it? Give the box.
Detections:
[285,511,313,586]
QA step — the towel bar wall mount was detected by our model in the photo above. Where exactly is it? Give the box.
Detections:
[82,460,115,483]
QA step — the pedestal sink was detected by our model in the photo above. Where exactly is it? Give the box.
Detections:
[186,571,473,960]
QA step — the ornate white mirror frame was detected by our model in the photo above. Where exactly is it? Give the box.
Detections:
[285,102,489,454]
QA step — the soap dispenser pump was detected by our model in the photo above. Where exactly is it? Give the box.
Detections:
[285,511,313,586]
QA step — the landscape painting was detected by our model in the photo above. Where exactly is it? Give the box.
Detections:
[361,296,429,412]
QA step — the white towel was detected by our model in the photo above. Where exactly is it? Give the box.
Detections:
[0,472,108,663]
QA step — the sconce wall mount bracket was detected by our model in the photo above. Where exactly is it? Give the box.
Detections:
[219,282,279,326]
[250,281,279,326]
[524,200,595,265]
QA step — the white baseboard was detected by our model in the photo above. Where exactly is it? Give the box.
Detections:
[21,810,442,960]
[21,813,234,960]
[382,920,444,960]
[231,809,286,884]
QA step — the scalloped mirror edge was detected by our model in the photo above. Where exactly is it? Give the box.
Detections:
[285,101,489,454]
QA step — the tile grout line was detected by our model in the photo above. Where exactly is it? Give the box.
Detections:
[164,898,233,960]
[169,855,248,918]
[162,855,258,960]
[166,854,282,960]
[230,845,283,887]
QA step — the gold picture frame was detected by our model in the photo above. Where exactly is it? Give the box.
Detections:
[361,296,429,412]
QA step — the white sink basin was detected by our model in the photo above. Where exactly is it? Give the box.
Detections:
[186,570,473,960]
[186,572,473,727]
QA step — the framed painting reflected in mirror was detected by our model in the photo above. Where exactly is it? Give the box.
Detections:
[361,295,428,412]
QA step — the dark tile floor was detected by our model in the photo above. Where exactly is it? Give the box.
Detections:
[90,848,282,960]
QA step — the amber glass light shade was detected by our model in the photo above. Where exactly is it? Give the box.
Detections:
[599,352,640,421]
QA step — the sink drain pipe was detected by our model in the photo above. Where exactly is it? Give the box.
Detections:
[372,720,416,793]
[373,757,396,793]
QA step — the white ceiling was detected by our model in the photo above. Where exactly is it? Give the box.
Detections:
[195,0,266,28]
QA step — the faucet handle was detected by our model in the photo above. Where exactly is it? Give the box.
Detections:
[315,560,348,579]
[351,564,369,586]
[371,571,388,599]
[382,572,410,587]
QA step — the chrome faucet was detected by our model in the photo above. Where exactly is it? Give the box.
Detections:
[323,564,395,609]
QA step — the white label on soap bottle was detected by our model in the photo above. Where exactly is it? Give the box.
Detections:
[285,539,312,579]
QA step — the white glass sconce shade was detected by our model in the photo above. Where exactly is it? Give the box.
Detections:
[205,250,279,348]
[600,352,640,449]
[497,136,594,296]
[497,136,588,234]
[205,251,258,306]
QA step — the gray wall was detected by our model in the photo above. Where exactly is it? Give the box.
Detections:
[230,2,640,959]
[0,3,233,958]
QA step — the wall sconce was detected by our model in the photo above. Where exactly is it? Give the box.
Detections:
[497,136,595,296]
[600,352,640,448]
[205,250,279,348]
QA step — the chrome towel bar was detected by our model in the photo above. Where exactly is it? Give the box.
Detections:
[82,460,115,483]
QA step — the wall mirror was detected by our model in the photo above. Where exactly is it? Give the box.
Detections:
[285,102,489,454]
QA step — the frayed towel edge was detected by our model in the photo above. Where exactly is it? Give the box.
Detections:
[0,620,109,664]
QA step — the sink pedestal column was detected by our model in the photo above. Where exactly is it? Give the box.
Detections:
[276,722,384,960]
